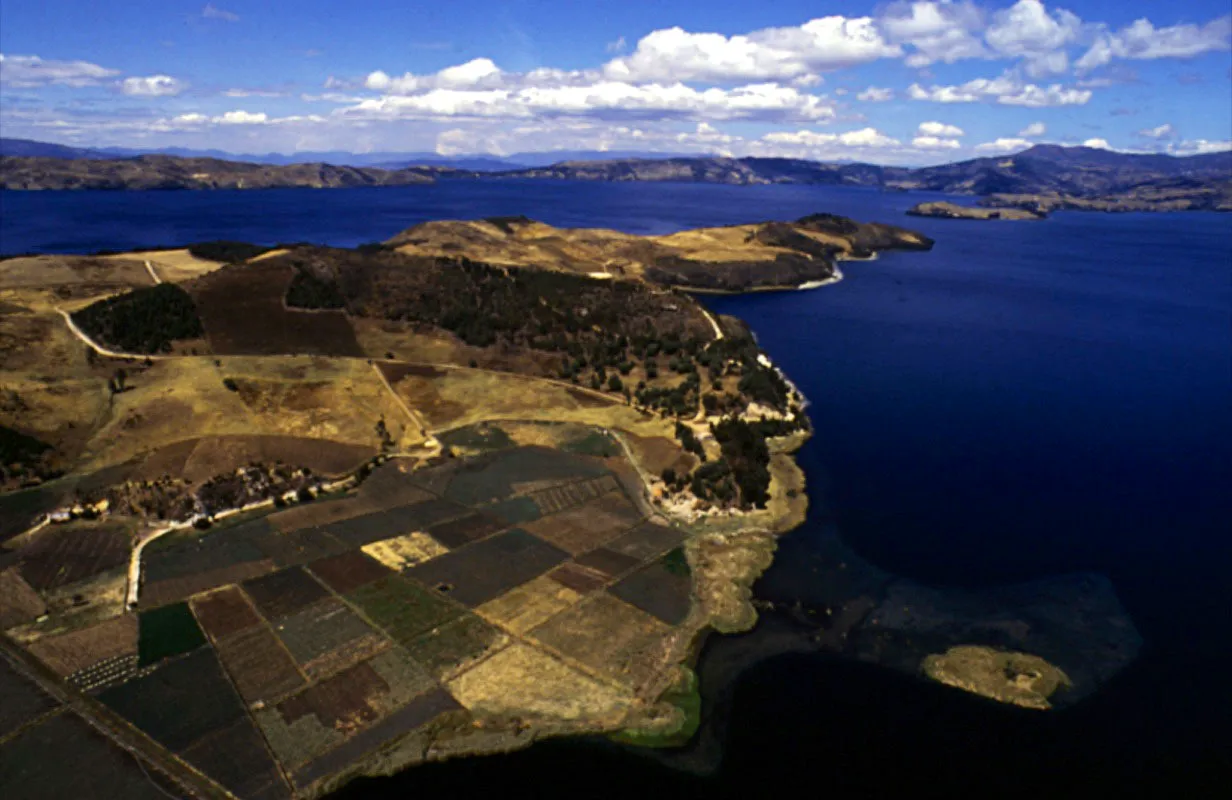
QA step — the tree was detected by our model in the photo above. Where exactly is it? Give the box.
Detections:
[607,374,623,392]
[375,418,394,451]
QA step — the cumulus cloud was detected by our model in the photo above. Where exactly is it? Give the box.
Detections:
[120,75,185,96]
[912,135,962,149]
[1076,16,1232,71]
[762,127,901,148]
[168,110,321,128]
[1137,123,1175,139]
[908,74,1091,106]
[1082,137,1111,149]
[857,86,894,102]
[201,3,239,22]
[879,1,988,68]
[216,110,268,124]
[974,137,1033,152]
[1168,138,1232,156]
[223,88,286,97]
[339,81,838,124]
[432,119,737,158]
[602,17,901,84]
[917,120,964,137]
[0,53,119,87]
[1018,121,1047,137]
[984,0,1081,76]
[606,37,627,54]
[365,58,508,93]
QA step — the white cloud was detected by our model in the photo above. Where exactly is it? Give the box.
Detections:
[365,58,508,93]
[0,53,119,87]
[879,1,988,68]
[166,110,322,129]
[602,17,901,84]
[1076,16,1232,71]
[857,86,894,102]
[120,75,185,96]
[908,74,1091,107]
[339,81,838,124]
[606,37,627,54]
[1168,138,1232,156]
[1018,121,1047,137]
[912,135,962,149]
[917,120,964,137]
[223,88,285,98]
[974,137,1033,152]
[1082,137,1111,149]
[1138,123,1175,139]
[216,110,268,124]
[201,3,239,22]
[985,0,1081,76]
[432,119,739,158]
[763,127,901,148]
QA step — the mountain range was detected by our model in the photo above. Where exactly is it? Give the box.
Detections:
[1,138,1228,211]
[0,138,699,171]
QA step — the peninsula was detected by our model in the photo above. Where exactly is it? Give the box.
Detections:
[907,201,1044,221]
[1,213,928,798]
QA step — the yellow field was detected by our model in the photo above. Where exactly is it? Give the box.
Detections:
[78,356,423,473]
[387,366,673,439]
[446,643,632,721]
[0,255,153,290]
[362,532,448,570]
[98,248,224,284]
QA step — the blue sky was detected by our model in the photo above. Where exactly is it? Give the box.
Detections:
[1,1,1229,163]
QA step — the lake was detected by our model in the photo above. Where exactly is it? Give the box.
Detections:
[3,182,1229,797]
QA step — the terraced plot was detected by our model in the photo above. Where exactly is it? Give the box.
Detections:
[99,646,246,751]
[5,434,711,798]
[15,521,131,592]
[306,550,393,594]
[609,558,694,626]
[347,576,461,645]
[213,624,306,704]
[243,566,330,620]
[406,528,569,607]
[191,585,262,640]
[273,598,388,679]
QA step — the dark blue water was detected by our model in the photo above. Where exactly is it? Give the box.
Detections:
[3,184,1229,796]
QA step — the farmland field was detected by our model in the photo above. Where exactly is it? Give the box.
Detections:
[137,602,207,665]
[347,576,461,646]
[3,432,720,796]
[99,646,246,751]
[14,520,132,592]
[191,261,364,357]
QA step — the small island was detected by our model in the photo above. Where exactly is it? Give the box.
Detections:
[907,201,1045,221]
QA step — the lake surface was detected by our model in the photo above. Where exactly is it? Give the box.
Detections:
[3,183,1229,796]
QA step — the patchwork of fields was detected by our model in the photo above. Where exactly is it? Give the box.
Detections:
[2,431,699,798]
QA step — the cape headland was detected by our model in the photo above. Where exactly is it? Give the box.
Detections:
[0,213,925,798]
[0,213,1140,798]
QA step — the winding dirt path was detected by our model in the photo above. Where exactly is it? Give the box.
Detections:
[56,309,171,361]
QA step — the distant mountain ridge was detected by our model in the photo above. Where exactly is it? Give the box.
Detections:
[1,139,1228,209]
[0,138,703,171]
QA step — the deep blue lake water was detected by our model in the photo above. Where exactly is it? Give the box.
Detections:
[2,183,1229,796]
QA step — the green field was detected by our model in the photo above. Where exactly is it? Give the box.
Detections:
[347,576,461,647]
[138,602,207,666]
